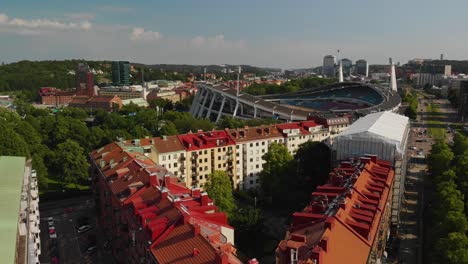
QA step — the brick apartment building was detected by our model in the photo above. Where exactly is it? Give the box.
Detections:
[89,142,241,264]
[275,155,394,264]
[39,87,76,106]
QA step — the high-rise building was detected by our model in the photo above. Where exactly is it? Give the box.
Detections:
[355,59,369,77]
[76,63,95,97]
[111,61,131,86]
[453,80,468,121]
[322,55,336,78]
[0,156,41,264]
[341,58,353,76]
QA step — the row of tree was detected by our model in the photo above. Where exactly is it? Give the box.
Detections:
[427,134,468,264]
[403,90,418,119]
[242,77,335,96]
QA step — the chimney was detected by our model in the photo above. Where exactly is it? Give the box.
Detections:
[162,135,167,141]
[218,253,229,264]
[360,157,371,164]
[149,175,157,186]
[161,187,169,199]
[193,224,201,236]
[201,191,209,206]
[164,174,171,186]
[191,187,201,197]
[173,197,181,207]
[364,154,377,163]
[193,248,200,257]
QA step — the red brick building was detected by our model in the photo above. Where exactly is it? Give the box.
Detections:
[276,155,394,264]
[69,95,122,111]
[39,87,76,106]
[89,142,241,264]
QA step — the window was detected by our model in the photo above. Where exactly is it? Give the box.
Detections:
[262,142,265,145]
[199,167,203,171]
[218,156,221,160]
[250,180,253,184]
[223,147,226,151]
[236,145,240,149]
[174,154,178,159]
[204,158,208,162]
[250,143,253,147]
[204,150,207,154]
[199,159,202,163]
[204,166,208,171]
[256,142,259,146]
[262,149,265,153]
[236,160,240,164]
[236,153,240,157]
[250,158,253,162]
[168,164,171,168]
[249,173,253,177]
[162,155,166,161]
[199,176,203,180]
[228,146,232,150]
[237,175,240,179]
[174,163,177,167]
[218,164,221,169]
[198,151,202,155]
[256,164,259,169]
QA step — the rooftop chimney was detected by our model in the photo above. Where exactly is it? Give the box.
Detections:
[193,224,201,236]
[201,191,209,206]
[191,187,201,197]
[161,187,169,199]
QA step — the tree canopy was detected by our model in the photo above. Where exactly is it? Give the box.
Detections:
[205,171,237,217]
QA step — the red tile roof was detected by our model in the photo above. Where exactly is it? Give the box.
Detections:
[276,155,395,264]
[178,130,235,151]
[226,125,283,142]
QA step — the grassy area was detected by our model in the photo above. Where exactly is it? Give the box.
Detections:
[426,104,446,139]
[40,176,90,197]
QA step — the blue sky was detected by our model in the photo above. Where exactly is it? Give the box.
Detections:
[0,0,467,68]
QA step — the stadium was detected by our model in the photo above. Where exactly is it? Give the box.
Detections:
[190,82,401,122]
[261,82,400,114]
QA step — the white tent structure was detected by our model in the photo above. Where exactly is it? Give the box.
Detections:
[332,111,410,225]
[333,111,409,163]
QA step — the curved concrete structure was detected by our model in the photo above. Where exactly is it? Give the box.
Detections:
[190,82,401,122]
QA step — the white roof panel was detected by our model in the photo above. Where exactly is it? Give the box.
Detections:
[338,111,409,144]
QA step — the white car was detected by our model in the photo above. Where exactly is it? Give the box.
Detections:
[48,217,54,226]
[77,225,92,234]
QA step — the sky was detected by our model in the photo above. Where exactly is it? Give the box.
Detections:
[0,0,467,69]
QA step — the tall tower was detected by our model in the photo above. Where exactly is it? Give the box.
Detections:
[390,58,397,92]
[338,60,344,83]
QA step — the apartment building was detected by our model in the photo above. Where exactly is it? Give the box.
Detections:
[226,125,284,190]
[89,143,241,264]
[177,130,237,188]
[309,115,350,144]
[276,121,329,155]
[276,155,394,264]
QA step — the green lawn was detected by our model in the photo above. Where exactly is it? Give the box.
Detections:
[40,176,90,196]
[426,104,446,139]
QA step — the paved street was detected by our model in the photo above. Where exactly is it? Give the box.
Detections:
[396,94,457,264]
[39,196,114,264]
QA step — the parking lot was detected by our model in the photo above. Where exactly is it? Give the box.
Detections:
[39,196,114,264]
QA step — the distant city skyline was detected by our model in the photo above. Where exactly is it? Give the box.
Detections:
[1,0,467,68]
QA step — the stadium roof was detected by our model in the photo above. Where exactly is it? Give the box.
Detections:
[338,111,409,144]
[0,156,26,264]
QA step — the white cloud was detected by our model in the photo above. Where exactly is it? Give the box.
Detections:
[190,34,246,49]
[129,27,163,41]
[0,13,92,33]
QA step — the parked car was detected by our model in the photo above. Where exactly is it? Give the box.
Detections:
[48,217,54,227]
[77,225,92,234]
[408,146,417,150]
[86,246,97,254]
